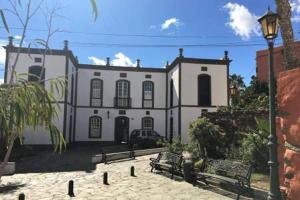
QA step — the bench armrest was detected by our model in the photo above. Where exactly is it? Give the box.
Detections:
[234,175,250,187]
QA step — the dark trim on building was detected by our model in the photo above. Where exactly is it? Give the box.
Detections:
[181,105,218,108]
[197,74,212,106]
[167,57,230,72]
[4,45,10,83]
[142,80,154,108]
[226,61,231,106]
[62,52,69,140]
[76,105,166,110]
[79,64,165,73]
[88,116,102,139]
[90,78,103,107]
[178,62,182,140]
[73,67,79,142]
[165,72,168,140]
[141,116,154,130]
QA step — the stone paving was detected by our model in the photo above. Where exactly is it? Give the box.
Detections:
[0,155,233,200]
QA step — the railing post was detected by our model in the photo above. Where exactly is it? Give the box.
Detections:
[68,180,75,197]
[19,193,25,200]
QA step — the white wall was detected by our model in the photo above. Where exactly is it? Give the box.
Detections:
[75,108,165,142]
[181,63,228,106]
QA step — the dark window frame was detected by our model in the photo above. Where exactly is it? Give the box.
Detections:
[142,117,154,130]
[28,65,45,86]
[90,78,103,107]
[142,81,154,108]
[198,74,212,106]
[115,79,131,108]
[88,116,102,138]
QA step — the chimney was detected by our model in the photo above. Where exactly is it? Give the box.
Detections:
[223,50,229,60]
[165,61,169,68]
[64,40,69,50]
[179,48,184,58]
[106,57,110,66]
[8,36,13,46]
[137,59,140,68]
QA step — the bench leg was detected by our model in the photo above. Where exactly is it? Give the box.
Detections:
[151,166,154,172]
[235,193,240,200]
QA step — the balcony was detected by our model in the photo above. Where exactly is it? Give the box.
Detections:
[114,97,132,108]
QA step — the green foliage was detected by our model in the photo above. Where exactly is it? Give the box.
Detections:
[90,0,98,21]
[227,117,269,173]
[159,137,186,154]
[0,9,10,34]
[0,75,66,152]
[188,117,224,159]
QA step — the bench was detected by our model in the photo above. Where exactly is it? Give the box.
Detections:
[102,150,135,164]
[149,152,183,179]
[193,159,252,200]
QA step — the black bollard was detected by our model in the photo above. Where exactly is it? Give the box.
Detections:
[103,172,108,185]
[68,180,75,197]
[19,193,25,200]
[130,166,135,177]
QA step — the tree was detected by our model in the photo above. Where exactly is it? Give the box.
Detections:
[0,0,99,181]
[275,0,298,69]
[188,117,224,159]
[229,74,246,90]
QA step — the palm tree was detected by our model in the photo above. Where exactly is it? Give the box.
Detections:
[229,74,245,90]
[275,0,298,70]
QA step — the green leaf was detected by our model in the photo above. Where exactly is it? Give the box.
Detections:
[90,0,98,21]
[0,9,10,34]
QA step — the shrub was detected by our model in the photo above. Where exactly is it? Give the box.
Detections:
[158,137,186,154]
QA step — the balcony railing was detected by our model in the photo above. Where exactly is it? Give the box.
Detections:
[114,97,132,108]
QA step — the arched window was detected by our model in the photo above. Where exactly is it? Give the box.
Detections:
[142,81,154,108]
[198,74,211,106]
[115,80,130,107]
[89,116,102,138]
[142,117,154,130]
[28,65,45,85]
[90,79,103,107]
[170,79,174,107]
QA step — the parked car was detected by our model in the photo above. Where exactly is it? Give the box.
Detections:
[129,129,164,148]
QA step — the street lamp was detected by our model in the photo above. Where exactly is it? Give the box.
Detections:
[229,85,238,106]
[258,7,281,200]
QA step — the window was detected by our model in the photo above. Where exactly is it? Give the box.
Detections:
[89,116,102,138]
[145,74,152,79]
[142,117,154,130]
[115,80,130,107]
[90,79,103,107]
[28,65,45,85]
[201,66,208,71]
[198,74,211,106]
[34,57,42,63]
[94,72,101,76]
[170,79,174,107]
[120,73,127,77]
[143,81,154,108]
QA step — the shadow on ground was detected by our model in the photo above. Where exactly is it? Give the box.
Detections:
[14,144,132,174]
[0,183,26,194]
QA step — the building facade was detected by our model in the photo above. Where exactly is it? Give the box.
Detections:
[4,40,230,145]
[256,41,300,82]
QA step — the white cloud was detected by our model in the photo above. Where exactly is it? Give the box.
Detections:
[88,56,106,65]
[14,35,22,40]
[161,18,182,30]
[223,3,260,40]
[149,25,157,29]
[291,0,300,22]
[0,78,3,85]
[0,40,8,66]
[88,52,137,67]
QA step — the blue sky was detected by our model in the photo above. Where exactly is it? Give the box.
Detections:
[1,0,300,84]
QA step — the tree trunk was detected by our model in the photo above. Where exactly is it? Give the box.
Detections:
[275,0,298,70]
[0,138,15,181]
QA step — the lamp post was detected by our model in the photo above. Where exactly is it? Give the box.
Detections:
[258,8,281,200]
[229,85,238,106]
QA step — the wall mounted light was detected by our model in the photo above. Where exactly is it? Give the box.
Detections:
[107,110,110,119]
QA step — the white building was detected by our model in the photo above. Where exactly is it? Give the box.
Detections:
[4,39,230,145]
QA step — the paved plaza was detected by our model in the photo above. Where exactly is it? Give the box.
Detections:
[0,154,233,200]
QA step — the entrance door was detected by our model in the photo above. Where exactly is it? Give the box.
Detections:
[115,116,129,144]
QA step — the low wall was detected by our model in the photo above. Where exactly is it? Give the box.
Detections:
[91,147,165,164]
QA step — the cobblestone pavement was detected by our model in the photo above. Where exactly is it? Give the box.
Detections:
[0,155,232,200]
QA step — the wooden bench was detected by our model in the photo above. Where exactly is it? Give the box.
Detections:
[193,159,252,200]
[102,150,135,164]
[149,152,183,179]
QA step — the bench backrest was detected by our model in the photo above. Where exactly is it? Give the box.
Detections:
[159,152,182,166]
[206,159,252,180]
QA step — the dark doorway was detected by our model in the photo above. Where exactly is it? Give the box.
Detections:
[169,117,173,143]
[115,116,129,144]
[198,74,211,106]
